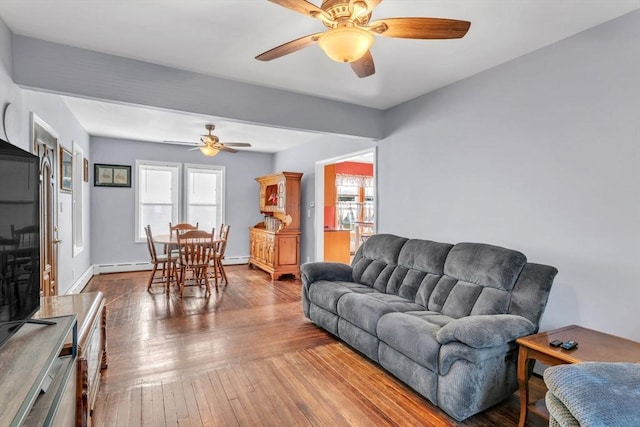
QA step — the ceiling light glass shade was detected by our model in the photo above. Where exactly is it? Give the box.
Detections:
[318,27,374,63]
[199,145,219,156]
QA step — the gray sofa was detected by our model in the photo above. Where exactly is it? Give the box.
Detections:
[301,234,558,421]
[544,362,640,427]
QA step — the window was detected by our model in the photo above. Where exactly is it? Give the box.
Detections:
[135,161,225,241]
[185,164,224,234]
[72,143,84,256]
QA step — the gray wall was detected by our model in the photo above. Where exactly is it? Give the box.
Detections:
[90,136,272,265]
[379,11,640,339]
[1,16,92,294]
[273,11,640,340]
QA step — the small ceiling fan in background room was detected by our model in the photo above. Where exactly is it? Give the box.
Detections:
[164,124,252,157]
[256,0,471,78]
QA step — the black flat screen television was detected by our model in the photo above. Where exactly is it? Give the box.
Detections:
[0,137,41,349]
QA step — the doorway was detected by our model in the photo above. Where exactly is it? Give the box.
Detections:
[314,148,376,262]
[31,114,59,296]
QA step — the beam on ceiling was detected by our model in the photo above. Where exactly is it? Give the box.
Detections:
[12,35,384,140]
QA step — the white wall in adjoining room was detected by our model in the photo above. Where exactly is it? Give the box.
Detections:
[20,90,92,294]
[90,136,273,266]
[273,135,377,265]
[379,10,640,340]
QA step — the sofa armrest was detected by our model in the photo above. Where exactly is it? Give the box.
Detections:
[436,314,536,348]
[300,262,353,287]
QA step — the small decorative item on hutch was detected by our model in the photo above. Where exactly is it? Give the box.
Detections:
[249,172,303,280]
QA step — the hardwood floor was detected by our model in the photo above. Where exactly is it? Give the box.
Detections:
[85,266,547,427]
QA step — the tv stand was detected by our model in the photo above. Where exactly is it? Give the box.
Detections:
[26,318,57,326]
[36,292,108,426]
[0,315,78,426]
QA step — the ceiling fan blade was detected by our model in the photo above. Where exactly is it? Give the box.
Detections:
[222,142,252,147]
[163,140,200,146]
[218,146,238,153]
[256,33,322,61]
[187,147,202,151]
[268,0,331,21]
[351,51,375,78]
[368,17,471,39]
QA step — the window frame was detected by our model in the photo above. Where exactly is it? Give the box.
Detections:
[72,142,84,256]
[135,160,181,243]
[135,160,225,242]
[184,163,226,235]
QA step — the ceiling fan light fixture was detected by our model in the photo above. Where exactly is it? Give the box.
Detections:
[318,26,374,63]
[199,145,219,157]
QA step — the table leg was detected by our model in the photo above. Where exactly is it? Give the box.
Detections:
[517,345,530,427]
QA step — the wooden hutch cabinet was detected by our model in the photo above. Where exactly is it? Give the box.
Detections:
[249,172,303,280]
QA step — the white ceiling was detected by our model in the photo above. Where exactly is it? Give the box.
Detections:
[59,96,326,153]
[2,0,639,151]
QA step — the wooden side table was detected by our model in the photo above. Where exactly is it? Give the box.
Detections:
[516,324,640,427]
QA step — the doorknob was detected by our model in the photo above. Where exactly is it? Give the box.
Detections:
[52,239,63,244]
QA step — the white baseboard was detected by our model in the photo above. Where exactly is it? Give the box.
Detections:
[65,265,96,294]
[223,256,249,265]
[94,262,154,274]
[93,256,249,274]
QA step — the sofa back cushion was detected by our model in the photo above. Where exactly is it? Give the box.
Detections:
[352,236,453,299]
[352,234,408,290]
[351,234,556,324]
[423,243,527,318]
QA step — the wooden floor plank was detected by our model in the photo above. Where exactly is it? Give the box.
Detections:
[113,387,131,427]
[180,377,203,426]
[88,267,548,427]
[204,370,240,426]
[241,359,309,427]
[161,380,178,427]
[126,383,142,427]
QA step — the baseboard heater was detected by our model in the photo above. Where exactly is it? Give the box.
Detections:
[95,256,249,274]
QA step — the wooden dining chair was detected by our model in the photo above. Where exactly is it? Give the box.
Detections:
[144,225,175,293]
[167,222,199,256]
[212,224,231,286]
[169,222,199,235]
[175,229,216,297]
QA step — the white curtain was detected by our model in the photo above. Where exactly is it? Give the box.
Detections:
[335,174,374,188]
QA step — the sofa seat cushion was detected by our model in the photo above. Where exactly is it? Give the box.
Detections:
[308,280,375,314]
[336,292,424,335]
[377,311,455,372]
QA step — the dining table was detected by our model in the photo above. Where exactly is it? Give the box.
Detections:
[153,233,225,286]
[153,234,223,246]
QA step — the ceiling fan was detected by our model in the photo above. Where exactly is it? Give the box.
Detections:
[255,0,471,78]
[164,124,252,157]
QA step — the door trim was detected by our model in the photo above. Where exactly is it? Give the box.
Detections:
[31,112,59,296]
[314,147,377,262]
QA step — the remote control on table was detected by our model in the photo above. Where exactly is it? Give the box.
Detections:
[560,340,578,350]
[549,340,563,347]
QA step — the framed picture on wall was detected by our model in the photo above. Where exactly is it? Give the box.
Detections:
[94,164,131,187]
[60,146,72,192]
